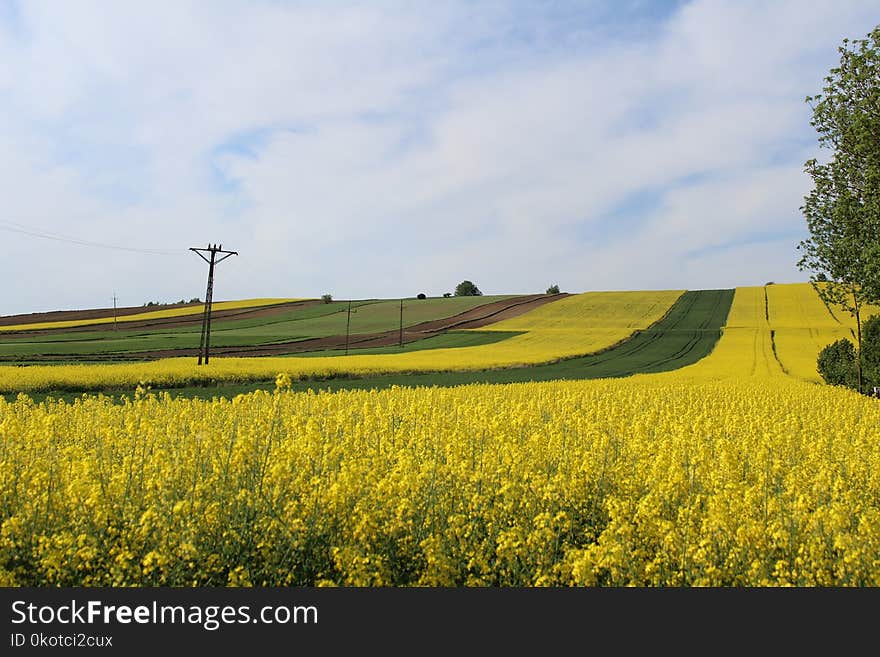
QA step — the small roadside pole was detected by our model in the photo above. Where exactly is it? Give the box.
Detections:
[345,300,352,355]
[112,292,118,331]
[189,243,238,365]
[399,299,404,348]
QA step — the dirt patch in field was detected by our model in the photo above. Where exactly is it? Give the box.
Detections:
[14,293,569,361]
[0,303,195,326]
[0,300,323,336]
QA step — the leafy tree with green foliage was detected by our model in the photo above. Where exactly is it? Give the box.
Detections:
[861,314,880,390]
[817,338,859,388]
[798,25,880,392]
[454,280,482,297]
[546,284,560,294]
[817,315,880,393]
[321,293,332,303]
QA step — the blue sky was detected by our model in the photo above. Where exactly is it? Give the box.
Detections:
[0,0,876,313]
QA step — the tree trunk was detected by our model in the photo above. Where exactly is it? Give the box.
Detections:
[854,296,863,394]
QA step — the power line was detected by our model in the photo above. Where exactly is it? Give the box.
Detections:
[0,220,185,256]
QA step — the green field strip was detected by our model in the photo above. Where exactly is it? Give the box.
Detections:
[0,295,518,359]
[206,300,378,332]
[284,330,526,357]
[217,295,518,338]
[0,300,377,343]
[0,330,526,365]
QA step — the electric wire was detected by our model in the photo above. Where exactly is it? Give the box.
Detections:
[0,220,186,256]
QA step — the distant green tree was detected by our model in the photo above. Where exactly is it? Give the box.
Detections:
[546,284,560,294]
[454,280,482,297]
[817,338,859,388]
[321,293,333,304]
[417,293,426,300]
[443,292,452,298]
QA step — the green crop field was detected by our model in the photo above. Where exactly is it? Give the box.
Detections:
[0,295,517,361]
[287,330,526,357]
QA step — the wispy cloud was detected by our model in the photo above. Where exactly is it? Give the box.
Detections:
[0,0,875,312]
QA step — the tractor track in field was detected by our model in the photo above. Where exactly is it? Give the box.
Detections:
[546,288,732,377]
[542,289,729,377]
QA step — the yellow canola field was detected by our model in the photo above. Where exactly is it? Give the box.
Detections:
[0,298,305,333]
[658,283,880,384]
[766,283,880,383]
[1,375,877,586]
[0,290,683,393]
[481,290,679,332]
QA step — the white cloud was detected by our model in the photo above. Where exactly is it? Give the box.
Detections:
[0,0,876,313]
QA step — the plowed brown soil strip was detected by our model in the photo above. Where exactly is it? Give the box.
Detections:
[0,300,322,336]
[0,303,187,326]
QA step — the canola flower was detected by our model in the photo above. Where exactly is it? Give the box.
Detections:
[0,376,878,587]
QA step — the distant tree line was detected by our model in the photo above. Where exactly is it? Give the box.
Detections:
[143,298,201,307]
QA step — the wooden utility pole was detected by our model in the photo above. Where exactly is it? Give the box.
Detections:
[345,300,352,355]
[399,299,404,348]
[189,243,237,365]
[113,292,118,331]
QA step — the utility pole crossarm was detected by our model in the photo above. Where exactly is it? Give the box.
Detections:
[189,248,212,264]
[190,246,237,263]
[190,243,237,365]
